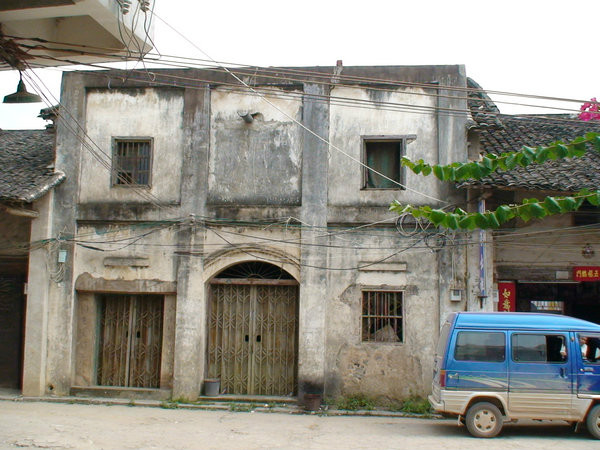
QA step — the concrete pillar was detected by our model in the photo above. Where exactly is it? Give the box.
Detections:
[171,83,210,400]
[22,193,53,396]
[22,72,86,396]
[298,83,330,398]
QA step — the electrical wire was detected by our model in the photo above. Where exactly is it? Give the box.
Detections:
[19,44,595,123]
[7,33,598,112]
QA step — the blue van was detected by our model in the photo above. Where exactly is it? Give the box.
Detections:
[429,312,600,438]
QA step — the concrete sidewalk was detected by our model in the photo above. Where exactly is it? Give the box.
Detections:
[0,388,429,419]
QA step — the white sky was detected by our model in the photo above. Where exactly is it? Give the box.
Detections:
[0,0,598,129]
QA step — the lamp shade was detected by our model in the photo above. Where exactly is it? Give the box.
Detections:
[3,78,42,104]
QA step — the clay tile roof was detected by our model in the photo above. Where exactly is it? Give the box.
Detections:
[0,129,65,203]
[464,79,600,192]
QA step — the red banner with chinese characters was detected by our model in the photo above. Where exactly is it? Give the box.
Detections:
[574,266,600,282]
[498,282,516,312]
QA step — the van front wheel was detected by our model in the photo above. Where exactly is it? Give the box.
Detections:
[465,402,503,438]
[587,404,600,439]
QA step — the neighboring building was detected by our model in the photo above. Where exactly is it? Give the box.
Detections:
[465,78,600,324]
[0,0,154,70]
[18,64,487,404]
[0,120,64,389]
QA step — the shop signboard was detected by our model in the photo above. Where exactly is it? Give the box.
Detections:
[498,281,516,312]
[573,266,600,282]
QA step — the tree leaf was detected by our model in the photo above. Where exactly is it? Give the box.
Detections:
[585,191,600,206]
[555,144,569,159]
[444,214,459,230]
[505,154,518,170]
[519,205,532,222]
[543,196,562,214]
[486,212,500,228]
[455,164,472,180]
[474,213,489,228]
[530,203,547,218]
[559,197,577,212]
[429,209,447,225]
[459,215,477,230]
[494,205,512,223]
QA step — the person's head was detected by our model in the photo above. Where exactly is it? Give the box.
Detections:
[580,336,589,345]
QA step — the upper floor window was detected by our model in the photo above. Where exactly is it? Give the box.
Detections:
[112,138,153,187]
[362,136,414,189]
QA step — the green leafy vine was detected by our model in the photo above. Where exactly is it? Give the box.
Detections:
[392,132,600,230]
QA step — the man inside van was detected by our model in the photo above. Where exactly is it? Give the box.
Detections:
[580,335,600,362]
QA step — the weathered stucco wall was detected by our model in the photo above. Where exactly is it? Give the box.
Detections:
[323,231,440,401]
[80,88,184,204]
[208,88,303,205]
[328,86,438,207]
[73,223,179,283]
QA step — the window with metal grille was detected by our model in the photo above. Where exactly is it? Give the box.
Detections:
[361,290,403,342]
[362,136,414,189]
[112,138,152,186]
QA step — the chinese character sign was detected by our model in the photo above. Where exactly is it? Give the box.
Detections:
[573,267,600,282]
[498,282,516,312]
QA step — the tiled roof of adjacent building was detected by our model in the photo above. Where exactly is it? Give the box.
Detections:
[0,129,65,202]
[464,78,600,192]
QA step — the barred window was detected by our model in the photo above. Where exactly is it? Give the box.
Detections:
[361,290,403,342]
[112,138,152,186]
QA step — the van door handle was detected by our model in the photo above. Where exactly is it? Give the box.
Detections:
[582,367,594,373]
[448,373,459,380]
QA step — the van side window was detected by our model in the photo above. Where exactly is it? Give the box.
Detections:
[579,333,600,363]
[436,321,452,356]
[454,331,505,362]
[512,334,567,363]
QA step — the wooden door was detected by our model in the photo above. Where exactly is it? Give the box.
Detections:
[97,294,163,388]
[207,281,298,395]
[0,276,24,389]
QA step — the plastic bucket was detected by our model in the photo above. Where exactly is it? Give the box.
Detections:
[303,393,322,411]
[204,379,220,397]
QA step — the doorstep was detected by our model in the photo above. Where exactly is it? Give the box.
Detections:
[70,386,171,400]
[195,394,297,405]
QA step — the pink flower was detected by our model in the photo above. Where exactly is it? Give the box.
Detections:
[579,98,600,121]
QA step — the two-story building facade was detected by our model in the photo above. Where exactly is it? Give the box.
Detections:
[19,65,486,404]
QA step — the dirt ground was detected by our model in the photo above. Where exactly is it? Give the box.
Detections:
[0,400,596,450]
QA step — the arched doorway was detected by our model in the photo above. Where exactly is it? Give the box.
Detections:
[207,262,298,396]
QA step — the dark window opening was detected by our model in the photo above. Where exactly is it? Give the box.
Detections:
[578,333,600,363]
[364,140,403,189]
[361,290,403,342]
[574,204,600,226]
[112,138,152,186]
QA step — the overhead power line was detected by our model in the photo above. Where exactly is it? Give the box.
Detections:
[8,33,598,110]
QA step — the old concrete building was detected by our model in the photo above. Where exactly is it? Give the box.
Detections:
[17,65,491,404]
[465,81,600,324]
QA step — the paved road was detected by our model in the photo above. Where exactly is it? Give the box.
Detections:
[0,400,596,450]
